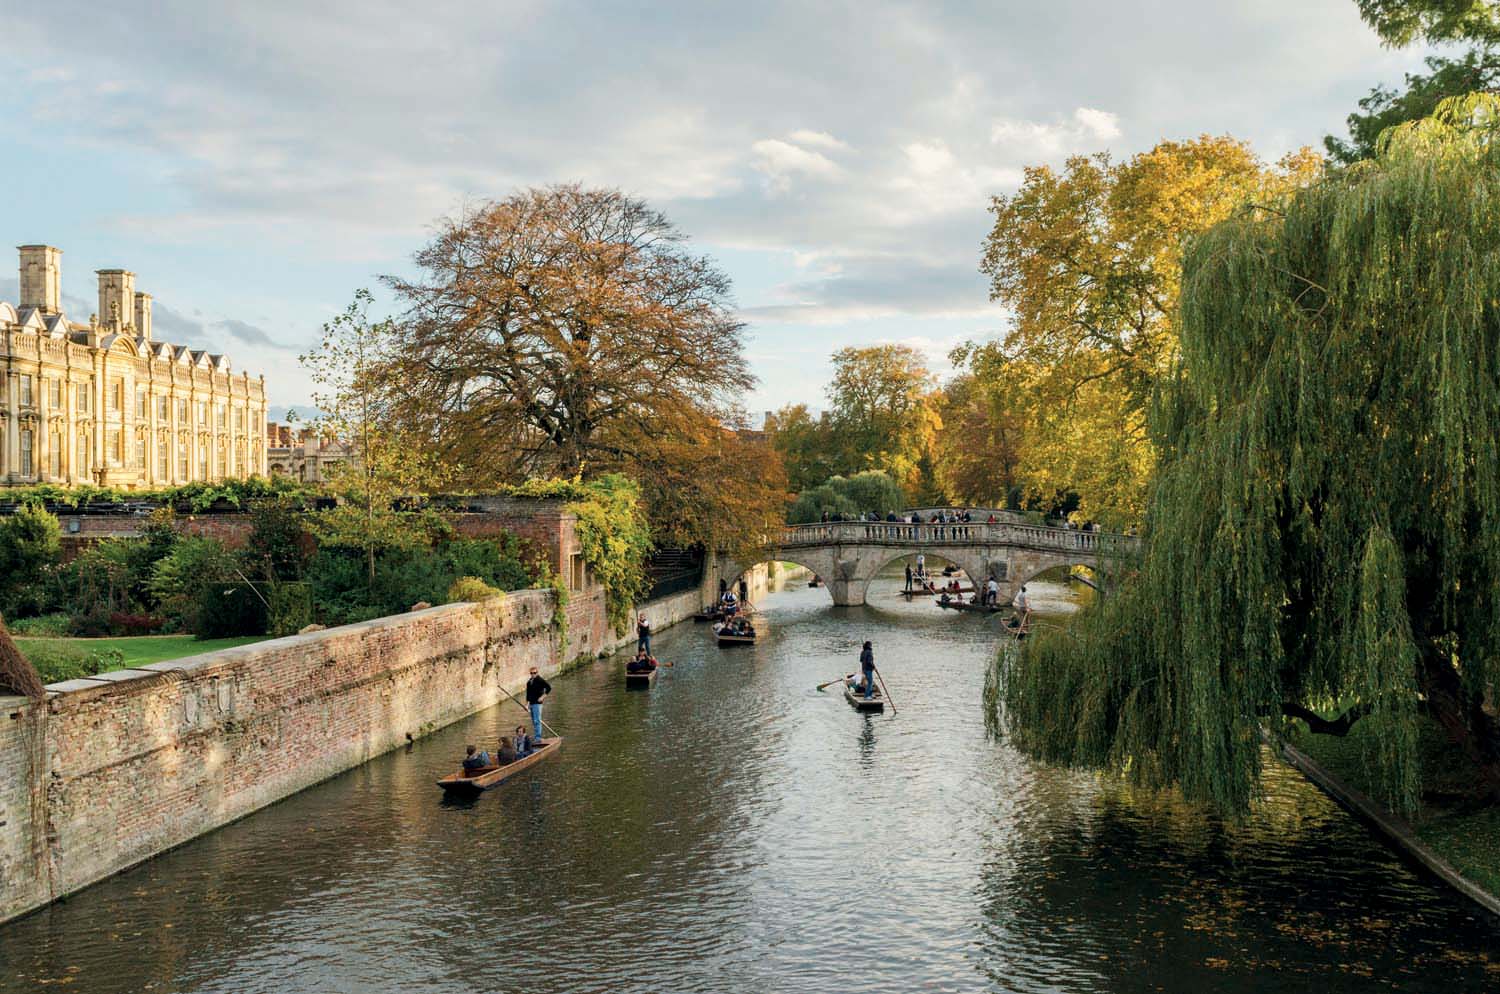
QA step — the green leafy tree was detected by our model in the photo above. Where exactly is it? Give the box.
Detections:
[765,404,841,492]
[1328,0,1500,163]
[825,345,941,498]
[994,95,1500,815]
[0,502,61,616]
[300,290,449,587]
[787,471,905,523]
[148,536,237,633]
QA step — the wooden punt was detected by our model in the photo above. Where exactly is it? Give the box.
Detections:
[937,600,1005,614]
[715,628,757,646]
[625,665,659,689]
[436,737,562,793]
[844,687,885,712]
[693,609,723,623]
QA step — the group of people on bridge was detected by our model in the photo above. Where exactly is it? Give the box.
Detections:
[821,509,999,524]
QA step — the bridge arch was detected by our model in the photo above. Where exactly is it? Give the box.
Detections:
[716,548,840,604]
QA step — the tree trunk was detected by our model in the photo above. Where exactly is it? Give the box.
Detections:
[1417,645,1500,802]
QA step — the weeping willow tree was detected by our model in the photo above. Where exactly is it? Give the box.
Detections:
[993,94,1500,816]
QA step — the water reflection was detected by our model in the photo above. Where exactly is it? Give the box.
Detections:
[0,573,1493,993]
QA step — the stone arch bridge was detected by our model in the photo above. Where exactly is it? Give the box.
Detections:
[720,520,1136,607]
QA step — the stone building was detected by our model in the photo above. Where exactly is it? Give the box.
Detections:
[0,245,268,488]
[266,422,351,483]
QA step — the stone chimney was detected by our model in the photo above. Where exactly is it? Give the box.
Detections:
[134,292,153,340]
[96,269,136,332]
[18,245,62,314]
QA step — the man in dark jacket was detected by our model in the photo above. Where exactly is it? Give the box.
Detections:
[525,667,552,740]
[859,641,876,700]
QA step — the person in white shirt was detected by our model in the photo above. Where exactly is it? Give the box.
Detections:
[1012,585,1032,633]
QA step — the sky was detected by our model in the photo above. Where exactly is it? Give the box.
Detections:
[1,0,1434,419]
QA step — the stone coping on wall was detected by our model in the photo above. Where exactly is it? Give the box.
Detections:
[39,602,507,699]
[1268,732,1500,918]
[35,588,704,700]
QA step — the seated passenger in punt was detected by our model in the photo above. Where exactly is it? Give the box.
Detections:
[462,744,492,773]
[626,648,658,673]
[497,736,519,766]
[514,725,534,757]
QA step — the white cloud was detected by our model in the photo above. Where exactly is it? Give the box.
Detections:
[990,106,1125,156]
[1073,107,1122,140]
[786,129,849,150]
[750,133,845,193]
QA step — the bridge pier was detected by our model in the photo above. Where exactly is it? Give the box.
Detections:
[827,576,869,607]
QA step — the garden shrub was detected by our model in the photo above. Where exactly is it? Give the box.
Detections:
[109,612,165,636]
[447,575,503,602]
[8,613,70,637]
[195,582,267,639]
[68,605,113,638]
[268,581,314,637]
[443,536,532,591]
[149,536,236,632]
[22,643,126,684]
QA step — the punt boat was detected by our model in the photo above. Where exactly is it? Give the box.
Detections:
[436,737,562,793]
[844,687,885,712]
[714,625,757,646]
[937,600,1006,614]
[625,665,659,689]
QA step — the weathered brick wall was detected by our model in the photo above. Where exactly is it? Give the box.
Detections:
[0,589,563,924]
[0,697,48,920]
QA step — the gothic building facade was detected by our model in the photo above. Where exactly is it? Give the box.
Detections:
[0,245,268,488]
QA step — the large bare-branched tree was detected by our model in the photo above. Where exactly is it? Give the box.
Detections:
[382,185,783,550]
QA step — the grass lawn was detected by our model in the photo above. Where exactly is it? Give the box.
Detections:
[16,635,270,683]
[1292,715,1500,898]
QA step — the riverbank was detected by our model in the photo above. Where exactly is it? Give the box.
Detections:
[1287,716,1500,910]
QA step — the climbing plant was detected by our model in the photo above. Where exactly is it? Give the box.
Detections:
[993,93,1500,817]
[563,474,651,635]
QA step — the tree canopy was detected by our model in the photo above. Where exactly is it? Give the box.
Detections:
[993,95,1500,815]
[301,290,449,586]
[972,137,1320,526]
[378,185,784,551]
[768,345,942,503]
[1328,0,1500,163]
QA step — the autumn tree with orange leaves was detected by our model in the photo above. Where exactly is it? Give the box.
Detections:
[379,185,785,553]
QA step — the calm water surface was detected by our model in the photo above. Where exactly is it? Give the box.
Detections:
[1,575,1496,993]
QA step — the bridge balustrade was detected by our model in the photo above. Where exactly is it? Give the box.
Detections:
[780,520,1128,551]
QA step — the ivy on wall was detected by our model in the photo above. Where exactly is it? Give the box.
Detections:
[561,474,651,635]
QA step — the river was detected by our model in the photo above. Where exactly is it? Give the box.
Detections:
[1,574,1496,993]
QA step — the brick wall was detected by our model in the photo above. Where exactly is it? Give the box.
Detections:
[0,590,566,924]
[0,696,47,919]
